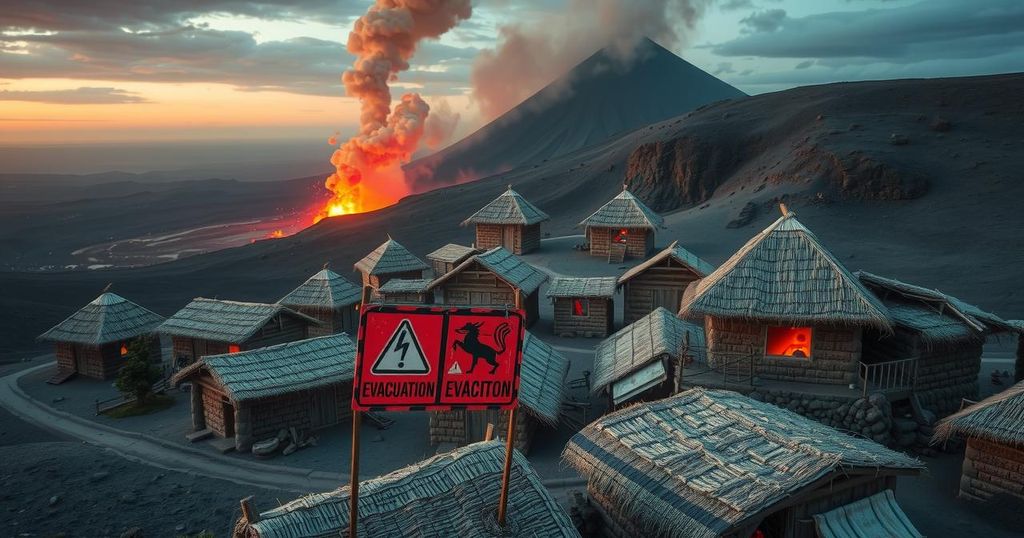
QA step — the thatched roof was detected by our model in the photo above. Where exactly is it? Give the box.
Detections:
[427,246,548,296]
[578,188,663,230]
[461,186,550,226]
[813,490,922,538]
[278,269,361,310]
[591,307,705,395]
[680,211,891,331]
[426,243,478,264]
[519,333,570,425]
[857,271,1012,343]
[546,276,617,299]
[38,292,165,345]
[934,380,1024,447]
[171,334,355,402]
[354,238,429,276]
[158,298,318,342]
[618,241,715,285]
[376,278,432,294]
[246,441,579,538]
[563,388,924,538]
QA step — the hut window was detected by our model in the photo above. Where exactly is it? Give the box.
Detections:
[228,344,241,353]
[572,299,589,317]
[120,344,129,357]
[765,327,812,358]
[613,229,629,243]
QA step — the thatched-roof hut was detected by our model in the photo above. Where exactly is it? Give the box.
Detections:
[278,269,361,336]
[427,246,548,326]
[934,380,1024,503]
[375,278,433,304]
[591,307,705,407]
[680,208,891,388]
[856,270,1014,415]
[236,441,579,537]
[159,298,319,367]
[462,186,550,255]
[563,388,924,538]
[172,334,355,453]
[38,291,164,382]
[426,243,479,276]
[579,187,662,260]
[618,241,714,325]
[430,332,568,454]
[354,237,429,295]
[547,276,617,338]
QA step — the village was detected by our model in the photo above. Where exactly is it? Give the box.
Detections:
[18,184,1023,537]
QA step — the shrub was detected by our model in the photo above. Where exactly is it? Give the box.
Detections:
[115,337,161,403]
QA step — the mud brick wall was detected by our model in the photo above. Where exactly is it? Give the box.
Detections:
[588,227,652,259]
[54,342,75,372]
[297,307,334,337]
[553,297,612,338]
[334,383,353,423]
[249,391,314,441]
[706,318,861,385]
[474,224,504,251]
[960,438,1024,503]
[200,383,228,437]
[914,340,982,417]
[429,409,535,453]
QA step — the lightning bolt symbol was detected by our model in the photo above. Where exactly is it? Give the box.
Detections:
[394,330,410,364]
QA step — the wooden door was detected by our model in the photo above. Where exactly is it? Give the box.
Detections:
[222,399,236,437]
[652,288,683,313]
[310,388,338,428]
[502,226,516,252]
[465,409,501,443]
[74,346,86,374]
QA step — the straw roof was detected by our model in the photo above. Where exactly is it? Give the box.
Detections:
[813,490,922,538]
[934,379,1024,448]
[680,212,892,331]
[171,334,355,402]
[278,269,361,310]
[519,333,570,425]
[618,241,715,285]
[426,243,478,264]
[427,247,548,295]
[461,186,550,226]
[354,238,429,276]
[578,188,663,230]
[563,388,924,538]
[38,292,165,345]
[546,276,618,299]
[376,278,432,294]
[591,307,705,394]
[158,298,318,342]
[246,441,579,538]
[857,270,1012,342]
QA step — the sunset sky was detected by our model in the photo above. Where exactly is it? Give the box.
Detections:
[2,0,1021,148]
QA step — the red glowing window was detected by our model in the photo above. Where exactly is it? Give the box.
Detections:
[120,344,129,356]
[765,327,812,358]
[228,344,241,353]
[613,229,629,243]
[572,299,589,317]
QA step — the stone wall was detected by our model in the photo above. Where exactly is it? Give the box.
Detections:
[959,438,1024,502]
[706,318,861,385]
[429,409,535,453]
[914,340,983,417]
[748,389,893,445]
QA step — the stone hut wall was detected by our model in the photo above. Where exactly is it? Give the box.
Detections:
[959,438,1024,503]
[914,340,983,418]
[199,382,230,437]
[747,389,894,446]
[429,409,535,453]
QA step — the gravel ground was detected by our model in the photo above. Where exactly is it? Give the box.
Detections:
[0,406,287,538]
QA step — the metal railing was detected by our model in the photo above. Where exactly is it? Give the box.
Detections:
[858,358,918,397]
[678,342,756,388]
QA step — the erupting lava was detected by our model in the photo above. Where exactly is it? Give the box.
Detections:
[313,0,472,224]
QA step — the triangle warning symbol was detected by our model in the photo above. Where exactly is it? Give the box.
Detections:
[447,361,462,375]
[371,319,430,375]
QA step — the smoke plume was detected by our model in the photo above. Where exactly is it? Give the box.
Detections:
[317,0,472,222]
[471,0,711,120]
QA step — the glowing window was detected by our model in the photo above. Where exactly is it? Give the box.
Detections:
[120,344,129,356]
[613,229,629,243]
[572,299,589,317]
[228,344,241,353]
[765,327,812,358]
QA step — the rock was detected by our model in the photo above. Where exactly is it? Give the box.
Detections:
[726,202,758,229]
[120,527,144,538]
[90,471,110,482]
[889,133,910,146]
[175,524,187,533]
[872,433,889,444]
[870,420,889,434]
[894,418,918,434]
[836,404,850,417]
[867,393,888,408]
[865,409,882,424]
[855,409,866,421]
[897,431,917,447]
[48,495,60,507]
[808,400,824,411]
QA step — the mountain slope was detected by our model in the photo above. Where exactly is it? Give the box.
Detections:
[406,38,746,187]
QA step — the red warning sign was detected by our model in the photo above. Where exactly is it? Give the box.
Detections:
[352,305,525,411]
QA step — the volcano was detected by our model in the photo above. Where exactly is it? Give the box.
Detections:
[406,38,746,188]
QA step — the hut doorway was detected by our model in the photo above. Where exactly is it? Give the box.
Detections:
[310,389,338,429]
[652,289,682,313]
[502,226,516,251]
[73,347,87,374]
[221,399,236,438]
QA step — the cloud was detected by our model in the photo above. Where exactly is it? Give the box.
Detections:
[739,9,787,33]
[720,0,754,11]
[0,86,149,104]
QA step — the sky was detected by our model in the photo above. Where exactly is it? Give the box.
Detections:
[1,0,1022,150]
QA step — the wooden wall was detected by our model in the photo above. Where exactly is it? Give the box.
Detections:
[588,227,652,259]
[429,408,537,453]
[771,475,896,538]
[55,338,160,380]
[293,305,359,336]
[474,223,540,255]
[553,297,613,337]
[622,260,702,325]
[378,291,432,304]
[959,438,1024,503]
[439,264,540,325]
[706,317,862,385]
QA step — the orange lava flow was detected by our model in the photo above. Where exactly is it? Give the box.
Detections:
[267,229,286,239]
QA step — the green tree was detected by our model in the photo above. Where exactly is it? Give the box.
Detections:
[115,337,161,403]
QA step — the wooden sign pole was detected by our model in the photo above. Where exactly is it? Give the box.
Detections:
[348,410,362,537]
[496,404,518,527]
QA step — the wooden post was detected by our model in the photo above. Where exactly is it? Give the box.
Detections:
[484,422,495,441]
[349,410,362,537]
[497,405,518,527]
[240,496,258,524]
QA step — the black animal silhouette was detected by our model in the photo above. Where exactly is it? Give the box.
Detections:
[452,321,510,374]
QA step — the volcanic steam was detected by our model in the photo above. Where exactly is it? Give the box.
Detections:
[314,0,472,223]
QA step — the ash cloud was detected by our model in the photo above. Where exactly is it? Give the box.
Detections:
[0,87,149,104]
